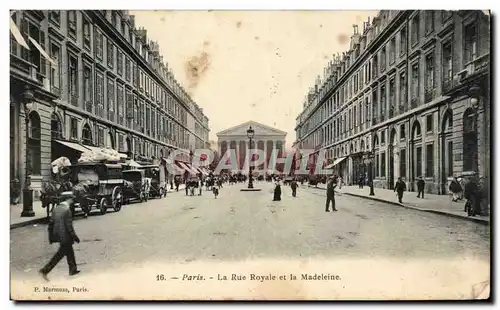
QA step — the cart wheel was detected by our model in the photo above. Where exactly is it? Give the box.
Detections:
[99,198,107,215]
[112,187,122,212]
[112,197,122,212]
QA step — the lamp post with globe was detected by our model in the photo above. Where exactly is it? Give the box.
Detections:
[241,126,261,191]
[21,87,35,217]
[247,126,254,189]
[363,149,375,196]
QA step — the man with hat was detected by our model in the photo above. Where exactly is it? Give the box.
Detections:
[325,176,338,212]
[39,197,81,281]
[416,176,426,199]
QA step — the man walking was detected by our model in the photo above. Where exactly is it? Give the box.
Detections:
[39,198,80,281]
[394,177,407,203]
[290,178,298,197]
[198,175,203,196]
[449,177,463,202]
[464,174,481,216]
[358,174,364,189]
[325,177,338,212]
[416,176,425,198]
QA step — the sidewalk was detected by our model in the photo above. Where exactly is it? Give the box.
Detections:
[10,200,49,230]
[309,184,489,224]
[10,184,188,230]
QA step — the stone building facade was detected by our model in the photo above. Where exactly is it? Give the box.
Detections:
[294,10,490,195]
[10,10,210,197]
[216,121,287,174]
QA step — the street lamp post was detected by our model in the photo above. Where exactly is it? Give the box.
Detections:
[369,149,375,196]
[247,126,254,189]
[363,149,375,196]
[189,150,194,178]
[21,88,35,217]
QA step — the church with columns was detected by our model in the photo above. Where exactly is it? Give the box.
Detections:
[216,121,287,173]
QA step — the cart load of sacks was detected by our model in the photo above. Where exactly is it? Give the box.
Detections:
[78,148,121,163]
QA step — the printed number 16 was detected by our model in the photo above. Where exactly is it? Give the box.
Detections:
[157,274,165,281]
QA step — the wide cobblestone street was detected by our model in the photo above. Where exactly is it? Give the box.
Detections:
[10,182,490,299]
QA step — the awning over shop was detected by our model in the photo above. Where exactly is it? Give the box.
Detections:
[10,18,29,49]
[177,162,198,174]
[193,166,209,175]
[124,159,142,168]
[83,145,104,153]
[83,145,127,159]
[55,140,91,153]
[171,162,185,174]
[325,156,347,169]
[28,37,56,66]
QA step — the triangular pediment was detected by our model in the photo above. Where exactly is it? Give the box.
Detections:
[216,121,287,137]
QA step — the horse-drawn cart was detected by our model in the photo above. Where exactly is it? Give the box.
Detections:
[138,165,166,199]
[69,162,124,216]
[122,169,150,204]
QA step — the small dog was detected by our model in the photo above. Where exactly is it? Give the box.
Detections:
[212,187,219,199]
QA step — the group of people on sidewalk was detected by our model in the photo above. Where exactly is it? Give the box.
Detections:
[393,176,426,202]
[392,174,487,217]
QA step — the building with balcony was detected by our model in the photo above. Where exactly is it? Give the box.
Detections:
[294,10,490,195]
[10,10,210,197]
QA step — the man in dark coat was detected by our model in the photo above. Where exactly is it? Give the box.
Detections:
[358,174,364,189]
[174,176,180,192]
[394,177,407,203]
[290,179,298,197]
[39,198,81,281]
[325,177,338,212]
[449,177,463,202]
[273,181,282,201]
[464,175,480,216]
[416,176,425,198]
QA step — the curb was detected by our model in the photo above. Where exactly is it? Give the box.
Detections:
[11,185,188,230]
[10,217,48,230]
[308,186,489,225]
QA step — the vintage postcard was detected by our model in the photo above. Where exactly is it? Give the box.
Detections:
[9,9,491,301]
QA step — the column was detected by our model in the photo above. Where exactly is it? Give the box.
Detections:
[236,140,240,171]
[263,140,267,171]
[245,140,250,172]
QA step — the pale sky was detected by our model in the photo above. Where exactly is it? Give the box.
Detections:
[132,11,378,148]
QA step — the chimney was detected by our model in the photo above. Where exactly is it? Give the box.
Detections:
[367,16,371,25]
[129,15,135,27]
[137,28,147,42]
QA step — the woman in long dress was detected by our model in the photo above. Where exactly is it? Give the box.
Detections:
[273,181,282,201]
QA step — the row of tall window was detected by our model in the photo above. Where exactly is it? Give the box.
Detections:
[300,33,463,145]
[300,11,480,145]
[11,10,208,149]
[42,11,207,149]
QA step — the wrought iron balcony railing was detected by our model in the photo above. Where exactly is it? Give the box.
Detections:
[442,77,452,93]
[85,101,93,113]
[424,88,435,103]
[410,97,419,109]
